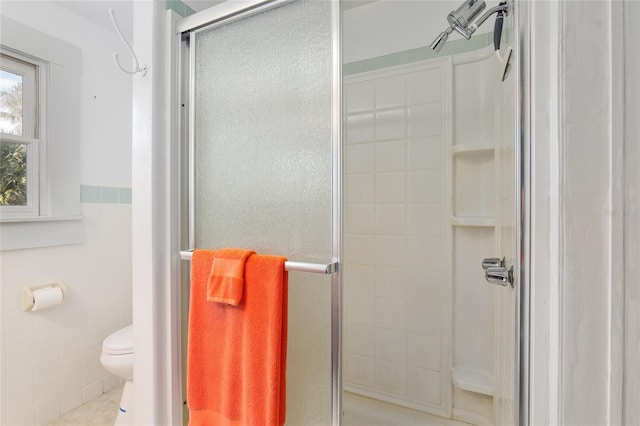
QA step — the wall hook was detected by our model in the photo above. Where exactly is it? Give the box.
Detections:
[109,9,147,76]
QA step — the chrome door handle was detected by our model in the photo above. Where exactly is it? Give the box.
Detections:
[482,257,504,270]
[485,265,514,287]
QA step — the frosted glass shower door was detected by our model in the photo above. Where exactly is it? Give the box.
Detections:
[184,1,339,424]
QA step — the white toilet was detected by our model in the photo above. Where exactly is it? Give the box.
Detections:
[100,325,134,426]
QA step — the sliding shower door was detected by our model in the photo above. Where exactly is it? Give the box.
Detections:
[179,1,340,425]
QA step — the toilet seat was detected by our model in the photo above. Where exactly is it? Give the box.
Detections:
[103,325,133,355]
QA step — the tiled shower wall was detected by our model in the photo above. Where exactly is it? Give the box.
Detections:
[343,60,450,414]
[0,193,132,425]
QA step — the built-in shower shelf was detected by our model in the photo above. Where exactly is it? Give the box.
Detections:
[451,366,494,396]
[451,144,494,155]
[451,216,495,227]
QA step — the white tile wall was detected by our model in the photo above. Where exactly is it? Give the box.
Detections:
[346,144,375,174]
[407,104,441,138]
[375,75,405,109]
[375,267,406,299]
[346,113,375,144]
[346,81,374,113]
[406,367,440,404]
[375,109,405,140]
[407,69,442,105]
[375,173,406,203]
[376,359,406,395]
[344,62,448,414]
[0,203,132,425]
[345,354,375,388]
[408,136,442,171]
[407,335,441,371]
[376,141,405,172]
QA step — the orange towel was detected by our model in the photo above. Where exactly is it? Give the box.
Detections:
[207,248,255,306]
[187,249,288,426]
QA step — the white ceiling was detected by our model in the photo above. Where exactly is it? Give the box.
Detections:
[53,0,227,39]
[53,0,377,40]
[55,0,133,38]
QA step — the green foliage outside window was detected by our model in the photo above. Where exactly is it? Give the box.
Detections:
[0,142,27,205]
[0,82,27,206]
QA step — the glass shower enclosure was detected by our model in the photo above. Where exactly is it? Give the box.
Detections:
[177,1,341,424]
[175,0,524,425]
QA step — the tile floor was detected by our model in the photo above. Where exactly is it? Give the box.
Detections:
[46,386,122,426]
[44,386,471,426]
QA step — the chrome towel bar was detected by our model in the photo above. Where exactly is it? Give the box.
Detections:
[179,250,339,275]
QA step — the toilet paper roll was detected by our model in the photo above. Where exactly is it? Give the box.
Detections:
[31,286,64,311]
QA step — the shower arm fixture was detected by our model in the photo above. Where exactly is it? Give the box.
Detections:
[466,2,509,39]
[430,1,509,53]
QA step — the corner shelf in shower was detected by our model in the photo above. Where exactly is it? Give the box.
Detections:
[451,143,495,155]
[451,216,496,227]
[451,366,494,396]
[446,47,503,414]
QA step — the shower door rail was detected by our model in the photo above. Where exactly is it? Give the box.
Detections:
[180,250,339,274]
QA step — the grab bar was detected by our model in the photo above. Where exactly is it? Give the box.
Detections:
[179,250,339,275]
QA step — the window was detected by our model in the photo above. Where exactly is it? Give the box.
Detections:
[0,52,42,217]
[0,16,82,250]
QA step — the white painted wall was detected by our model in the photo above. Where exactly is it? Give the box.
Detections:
[1,2,133,188]
[623,1,640,423]
[559,2,616,424]
[529,0,638,423]
[528,1,561,424]
[131,1,177,425]
[0,1,133,424]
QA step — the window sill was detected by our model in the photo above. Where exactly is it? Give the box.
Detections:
[0,215,83,223]
[0,216,83,251]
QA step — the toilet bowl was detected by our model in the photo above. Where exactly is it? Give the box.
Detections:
[100,325,134,426]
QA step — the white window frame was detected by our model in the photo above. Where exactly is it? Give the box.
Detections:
[0,16,82,250]
[0,51,46,218]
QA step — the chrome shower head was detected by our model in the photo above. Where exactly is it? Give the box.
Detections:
[430,0,487,51]
[430,27,453,53]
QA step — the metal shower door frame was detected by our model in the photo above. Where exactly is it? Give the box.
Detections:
[515,0,531,424]
[175,1,343,424]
